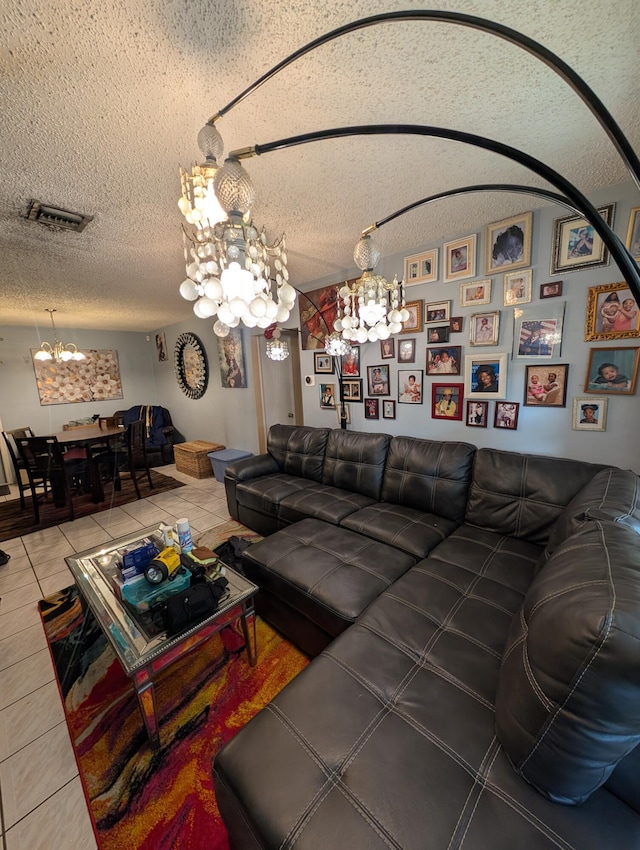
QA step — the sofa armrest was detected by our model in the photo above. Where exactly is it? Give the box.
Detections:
[226,453,279,482]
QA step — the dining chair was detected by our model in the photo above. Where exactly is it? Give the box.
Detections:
[15,435,86,523]
[91,419,154,500]
[2,427,48,510]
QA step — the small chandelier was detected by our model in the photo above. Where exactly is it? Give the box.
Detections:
[331,234,410,344]
[33,309,86,363]
[324,331,352,357]
[265,326,290,361]
[178,128,296,338]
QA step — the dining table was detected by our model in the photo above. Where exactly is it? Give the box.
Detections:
[56,424,126,503]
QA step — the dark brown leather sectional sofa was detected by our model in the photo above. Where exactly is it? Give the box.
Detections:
[214,424,640,849]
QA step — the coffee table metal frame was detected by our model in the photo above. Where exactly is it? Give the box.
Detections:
[65,524,258,748]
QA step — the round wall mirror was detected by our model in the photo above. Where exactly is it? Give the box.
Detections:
[174,332,209,399]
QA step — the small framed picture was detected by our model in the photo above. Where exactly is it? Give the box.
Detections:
[398,369,423,404]
[551,204,615,274]
[314,352,334,374]
[460,280,492,307]
[466,400,488,428]
[397,338,416,363]
[443,234,477,282]
[450,316,463,333]
[155,332,168,362]
[503,269,532,306]
[524,364,569,407]
[585,282,640,341]
[425,300,451,324]
[584,346,640,395]
[382,399,396,419]
[342,379,363,402]
[364,398,379,419]
[470,311,500,346]
[337,403,351,425]
[426,325,451,344]
[319,383,336,409]
[540,281,563,299]
[485,211,533,274]
[341,346,360,377]
[464,353,508,399]
[367,364,390,396]
[515,313,564,359]
[426,345,461,375]
[494,402,520,430]
[380,338,395,359]
[572,397,607,431]
[404,248,438,285]
[401,300,424,334]
[432,383,464,421]
[625,206,640,261]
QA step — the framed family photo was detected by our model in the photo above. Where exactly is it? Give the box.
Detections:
[464,353,508,399]
[380,338,395,359]
[485,212,532,274]
[426,345,461,375]
[465,400,488,428]
[401,300,424,334]
[585,282,640,341]
[367,364,390,396]
[314,352,334,374]
[460,280,491,307]
[364,398,379,419]
[431,383,464,421]
[342,379,363,402]
[551,203,615,274]
[382,399,396,419]
[425,300,451,324]
[426,325,451,344]
[514,303,565,359]
[572,397,607,431]
[397,338,416,363]
[503,269,532,306]
[524,364,569,407]
[540,281,563,299]
[398,369,423,404]
[494,402,520,430]
[469,311,500,346]
[341,346,360,377]
[626,206,640,260]
[319,383,336,409]
[584,346,639,395]
[450,316,463,333]
[404,248,438,285]
[443,234,477,282]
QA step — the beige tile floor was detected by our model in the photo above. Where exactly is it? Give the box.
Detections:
[0,465,231,850]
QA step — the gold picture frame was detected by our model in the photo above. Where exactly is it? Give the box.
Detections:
[401,300,424,334]
[404,248,438,285]
[585,282,640,341]
[443,235,477,282]
[551,204,615,274]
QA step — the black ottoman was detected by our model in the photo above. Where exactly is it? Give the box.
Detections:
[242,517,416,656]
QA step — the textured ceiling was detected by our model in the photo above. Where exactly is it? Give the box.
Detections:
[1,0,639,332]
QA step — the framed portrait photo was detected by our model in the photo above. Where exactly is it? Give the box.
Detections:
[432,383,464,421]
[314,352,334,374]
[319,382,336,409]
[341,346,360,377]
[397,338,416,363]
[572,396,607,432]
[443,234,477,282]
[584,346,639,395]
[398,369,423,404]
[426,345,461,375]
[404,248,438,285]
[503,269,532,307]
[426,325,451,344]
[460,279,491,307]
[425,300,451,324]
[382,399,396,420]
[401,300,424,334]
[540,281,563,299]
[465,400,488,428]
[367,364,390,396]
[342,379,363,402]
[515,317,563,359]
[524,364,569,407]
[380,338,395,359]
[585,282,640,341]
[494,402,520,430]
[551,203,615,274]
[364,398,380,420]
[464,353,508,399]
[337,403,351,425]
[485,212,532,274]
[450,316,463,333]
[625,206,640,261]
[469,311,500,346]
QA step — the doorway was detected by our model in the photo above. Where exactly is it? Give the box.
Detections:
[251,330,303,453]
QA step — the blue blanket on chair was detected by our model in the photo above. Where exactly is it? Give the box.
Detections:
[123,406,167,447]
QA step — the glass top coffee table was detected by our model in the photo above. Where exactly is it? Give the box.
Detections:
[65,524,258,748]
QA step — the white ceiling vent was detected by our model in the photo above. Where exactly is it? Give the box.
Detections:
[25,200,93,232]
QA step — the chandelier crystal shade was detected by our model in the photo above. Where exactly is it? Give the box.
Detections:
[265,327,290,361]
[33,309,86,363]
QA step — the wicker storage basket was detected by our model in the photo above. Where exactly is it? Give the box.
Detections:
[174,440,225,478]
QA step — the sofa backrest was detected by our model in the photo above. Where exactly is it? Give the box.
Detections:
[267,424,330,482]
[465,448,608,545]
[322,428,391,500]
[381,437,476,523]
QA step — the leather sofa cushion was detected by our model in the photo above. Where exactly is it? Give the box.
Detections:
[279,484,375,525]
[236,473,316,516]
[381,436,475,523]
[465,448,606,544]
[241,518,415,637]
[340,503,457,558]
[495,520,640,805]
[267,423,330,482]
[322,428,390,500]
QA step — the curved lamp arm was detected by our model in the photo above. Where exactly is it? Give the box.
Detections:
[229,124,640,303]
[209,10,640,191]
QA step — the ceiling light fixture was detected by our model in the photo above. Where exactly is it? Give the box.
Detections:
[264,326,290,361]
[33,309,86,363]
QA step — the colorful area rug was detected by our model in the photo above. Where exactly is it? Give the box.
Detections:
[38,524,309,850]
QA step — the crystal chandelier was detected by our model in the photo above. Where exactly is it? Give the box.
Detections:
[178,127,296,338]
[265,326,290,361]
[333,234,409,344]
[33,309,86,363]
[324,331,352,357]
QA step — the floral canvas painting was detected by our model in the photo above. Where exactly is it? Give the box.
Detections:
[32,349,123,406]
